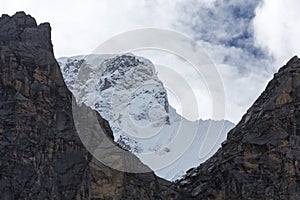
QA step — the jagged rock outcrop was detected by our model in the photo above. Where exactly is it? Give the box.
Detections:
[0,12,52,52]
[176,56,300,199]
[0,12,177,200]
[0,12,92,199]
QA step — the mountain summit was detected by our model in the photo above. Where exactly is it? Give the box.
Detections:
[0,11,52,52]
[58,54,234,181]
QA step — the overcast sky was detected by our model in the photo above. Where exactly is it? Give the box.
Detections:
[1,0,299,123]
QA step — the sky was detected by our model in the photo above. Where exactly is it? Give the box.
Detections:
[1,0,300,123]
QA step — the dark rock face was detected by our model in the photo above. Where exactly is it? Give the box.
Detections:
[73,103,178,200]
[0,12,177,200]
[177,56,300,199]
[0,12,53,52]
[0,12,91,199]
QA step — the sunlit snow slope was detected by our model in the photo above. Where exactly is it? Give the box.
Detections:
[58,54,234,181]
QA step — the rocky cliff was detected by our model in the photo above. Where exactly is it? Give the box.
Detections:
[0,12,176,200]
[0,12,299,200]
[0,11,94,199]
[176,56,300,199]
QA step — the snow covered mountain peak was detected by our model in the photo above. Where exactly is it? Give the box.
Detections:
[96,54,171,133]
[58,54,234,181]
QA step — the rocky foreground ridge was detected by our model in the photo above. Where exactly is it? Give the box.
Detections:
[0,12,177,199]
[0,12,299,199]
[176,55,300,199]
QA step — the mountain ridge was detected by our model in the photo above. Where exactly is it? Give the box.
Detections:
[58,53,235,181]
[0,12,177,199]
[176,55,300,199]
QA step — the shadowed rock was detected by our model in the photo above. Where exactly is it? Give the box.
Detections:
[177,56,300,199]
[0,12,177,200]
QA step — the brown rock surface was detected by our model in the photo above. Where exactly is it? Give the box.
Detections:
[176,56,300,199]
[0,12,91,199]
[0,12,177,200]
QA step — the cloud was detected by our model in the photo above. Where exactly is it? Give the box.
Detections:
[253,0,300,66]
[173,0,278,122]
[0,0,180,57]
[198,41,273,122]
[176,0,269,68]
[2,0,295,124]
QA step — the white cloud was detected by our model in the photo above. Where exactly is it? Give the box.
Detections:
[254,0,300,66]
[0,0,180,57]
[199,41,273,122]
[2,0,297,124]
[174,0,277,123]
